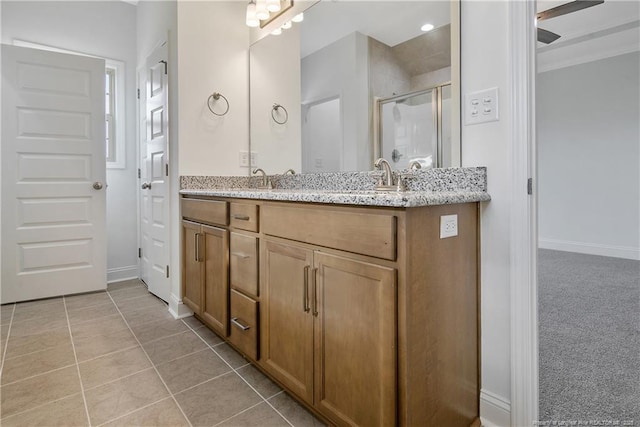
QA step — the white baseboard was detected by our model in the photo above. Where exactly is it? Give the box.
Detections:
[480,389,511,427]
[168,292,193,319]
[107,265,139,283]
[539,238,640,261]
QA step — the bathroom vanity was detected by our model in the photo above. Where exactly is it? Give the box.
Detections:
[179,169,489,427]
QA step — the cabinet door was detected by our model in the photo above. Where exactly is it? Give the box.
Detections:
[201,225,229,337]
[182,221,203,314]
[313,252,397,427]
[260,239,314,404]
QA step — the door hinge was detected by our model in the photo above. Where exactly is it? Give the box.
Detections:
[138,168,141,179]
[527,178,533,195]
[165,163,169,177]
[138,248,142,258]
[137,88,140,99]
[166,265,170,278]
[159,60,167,75]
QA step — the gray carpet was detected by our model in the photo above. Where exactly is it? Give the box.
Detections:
[538,249,640,425]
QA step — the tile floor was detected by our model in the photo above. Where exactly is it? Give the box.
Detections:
[0,280,325,427]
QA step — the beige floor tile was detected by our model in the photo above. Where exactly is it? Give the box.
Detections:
[193,325,225,347]
[107,279,145,293]
[1,342,76,385]
[0,393,88,427]
[79,346,151,390]
[4,326,71,359]
[0,365,82,418]
[130,316,190,344]
[101,397,189,427]
[73,328,138,362]
[11,299,65,324]
[8,311,68,337]
[67,302,119,325]
[108,286,150,302]
[70,314,129,341]
[268,392,326,427]
[121,304,175,327]
[1,304,15,325]
[84,368,169,426]
[215,343,250,369]
[237,365,283,399]
[142,330,207,365]
[114,293,166,314]
[155,349,231,394]
[175,372,262,426]
[11,297,61,310]
[1,323,10,342]
[182,315,205,329]
[65,292,112,311]
[218,402,290,427]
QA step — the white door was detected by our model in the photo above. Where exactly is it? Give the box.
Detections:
[139,42,170,302]
[1,45,106,303]
[302,97,342,173]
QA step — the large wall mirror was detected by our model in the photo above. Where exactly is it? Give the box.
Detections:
[249,0,460,174]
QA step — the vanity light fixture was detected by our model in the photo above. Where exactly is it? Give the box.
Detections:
[256,0,269,20]
[281,20,292,29]
[266,0,281,13]
[421,23,435,32]
[291,12,304,23]
[271,27,282,35]
[246,0,259,27]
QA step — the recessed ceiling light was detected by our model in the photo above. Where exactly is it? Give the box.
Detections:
[421,23,434,32]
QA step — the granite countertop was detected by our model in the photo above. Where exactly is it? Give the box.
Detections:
[179,167,491,208]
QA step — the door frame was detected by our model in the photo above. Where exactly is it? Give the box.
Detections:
[508,1,538,426]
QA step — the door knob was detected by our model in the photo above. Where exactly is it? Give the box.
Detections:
[93,182,104,190]
[141,182,152,190]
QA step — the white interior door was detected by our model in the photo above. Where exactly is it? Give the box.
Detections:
[1,44,106,303]
[139,42,170,302]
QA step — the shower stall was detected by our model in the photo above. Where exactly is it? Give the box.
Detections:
[377,84,452,169]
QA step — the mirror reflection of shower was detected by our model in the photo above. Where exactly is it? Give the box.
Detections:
[378,84,451,170]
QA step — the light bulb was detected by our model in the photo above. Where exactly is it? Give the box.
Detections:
[281,21,292,29]
[271,27,282,35]
[256,0,269,20]
[291,13,304,23]
[266,0,281,13]
[420,23,434,32]
[246,1,259,27]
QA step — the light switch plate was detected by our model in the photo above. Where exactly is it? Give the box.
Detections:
[465,87,499,125]
[239,151,250,167]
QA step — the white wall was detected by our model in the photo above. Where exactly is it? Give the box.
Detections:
[302,32,370,171]
[2,0,139,283]
[537,52,640,260]
[461,2,513,425]
[176,1,249,176]
[250,26,301,173]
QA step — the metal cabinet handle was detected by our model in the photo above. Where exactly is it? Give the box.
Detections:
[312,267,318,317]
[231,317,251,331]
[303,266,310,313]
[195,232,202,262]
[231,252,250,259]
[232,214,250,221]
[141,182,152,190]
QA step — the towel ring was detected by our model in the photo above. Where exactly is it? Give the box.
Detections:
[271,103,288,124]
[207,92,230,116]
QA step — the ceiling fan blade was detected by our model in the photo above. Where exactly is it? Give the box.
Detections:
[537,0,604,22]
[538,27,562,44]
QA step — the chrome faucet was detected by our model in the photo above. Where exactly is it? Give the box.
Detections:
[283,169,296,175]
[408,160,422,170]
[252,168,272,189]
[374,157,406,191]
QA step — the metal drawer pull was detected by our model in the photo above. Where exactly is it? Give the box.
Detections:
[303,266,310,313]
[232,214,251,221]
[231,317,251,331]
[194,233,201,262]
[312,267,318,317]
[231,252,250,259]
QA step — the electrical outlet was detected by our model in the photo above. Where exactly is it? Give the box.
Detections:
[440,214,458,239]
[250,151,257,167]
[239,151,250,167]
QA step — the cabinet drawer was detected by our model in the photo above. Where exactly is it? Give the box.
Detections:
[228,290,258,360]
[181,198,228,226]
[262,204,397,260]
[230,203,259,232]
[230,233,259,297]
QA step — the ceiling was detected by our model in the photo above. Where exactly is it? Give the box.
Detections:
[536,0,640,72]
[300,1,450,58]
